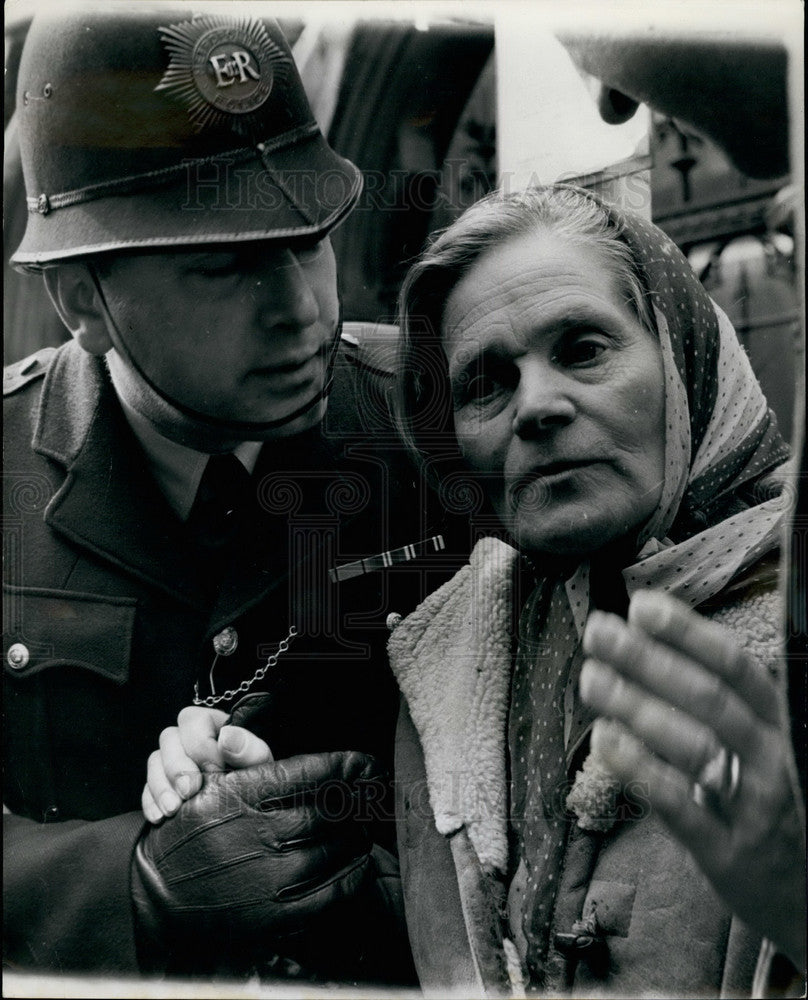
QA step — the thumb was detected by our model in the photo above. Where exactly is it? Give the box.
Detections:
[218,725,274,768]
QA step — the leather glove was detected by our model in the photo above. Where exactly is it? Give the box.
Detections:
[131,751,382,953]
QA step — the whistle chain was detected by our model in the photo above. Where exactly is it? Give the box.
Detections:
[193,626,298,707]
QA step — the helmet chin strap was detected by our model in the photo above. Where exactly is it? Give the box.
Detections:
[88,264,342,441]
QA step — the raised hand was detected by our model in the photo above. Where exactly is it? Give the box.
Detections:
[581,590,806,968]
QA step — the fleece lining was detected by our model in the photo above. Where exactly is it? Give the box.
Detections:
[388,536,519,874]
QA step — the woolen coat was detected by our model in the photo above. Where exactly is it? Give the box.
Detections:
[3,329,444,977]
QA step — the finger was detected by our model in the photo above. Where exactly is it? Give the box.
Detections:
[591,718,731,853]
[271,848,371,904]
[225,751,382,811]
[269,750,382,789]
[256,799,371,858]
[145,749,183,818]
[628,591,780,725]
[583,612,769,760]
[157,727,204,799]
[218,725,274,768]
[141,783,163,825]
[176,706,229,773]
[581,658,734,780]
[593,719,808,964]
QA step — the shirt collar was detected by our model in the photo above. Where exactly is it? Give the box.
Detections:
[119,398,262,521]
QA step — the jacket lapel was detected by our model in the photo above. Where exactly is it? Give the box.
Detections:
[33,343,397,626]
[34,344,211,609]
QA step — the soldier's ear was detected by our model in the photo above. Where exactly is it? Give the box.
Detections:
[43,263,113,356]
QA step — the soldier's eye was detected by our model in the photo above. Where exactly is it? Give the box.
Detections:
[466,373,500,401]
[186,253,239,278]
[194,265,235,278]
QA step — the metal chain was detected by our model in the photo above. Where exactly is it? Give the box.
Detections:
[193,626,298,708]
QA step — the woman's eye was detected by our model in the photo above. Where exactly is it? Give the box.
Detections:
[466,374,500,400]
[557,335,609,366]
[453,364,511,408]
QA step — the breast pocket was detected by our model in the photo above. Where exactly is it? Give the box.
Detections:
[3,586,136,684]
[4,586,139,820]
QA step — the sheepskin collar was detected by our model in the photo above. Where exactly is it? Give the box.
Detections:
[387,536,520,874]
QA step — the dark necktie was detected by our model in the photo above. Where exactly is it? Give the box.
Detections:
[186,452,255,552]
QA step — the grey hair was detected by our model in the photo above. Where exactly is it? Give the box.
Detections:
[394,185,655,482]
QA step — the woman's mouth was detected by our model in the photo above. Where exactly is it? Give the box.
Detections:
[510,460,596,506]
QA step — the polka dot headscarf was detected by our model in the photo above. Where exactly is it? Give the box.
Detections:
[602,197,790,547]
[597,193,790,608]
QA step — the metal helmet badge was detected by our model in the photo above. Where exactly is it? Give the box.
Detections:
[156,15,289,135]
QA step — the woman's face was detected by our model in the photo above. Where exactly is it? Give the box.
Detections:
[442,228,666,558]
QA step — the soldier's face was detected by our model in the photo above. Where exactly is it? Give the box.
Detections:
[99,238,339,433]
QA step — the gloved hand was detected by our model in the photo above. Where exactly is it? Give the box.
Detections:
[132,750,382,953]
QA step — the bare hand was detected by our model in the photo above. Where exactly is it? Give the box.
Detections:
[580,590,806,969]
[142,706,272,824]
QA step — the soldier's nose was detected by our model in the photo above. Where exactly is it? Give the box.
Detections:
[254,250,320,331]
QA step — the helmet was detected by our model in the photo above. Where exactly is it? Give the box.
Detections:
[12,5,362,268]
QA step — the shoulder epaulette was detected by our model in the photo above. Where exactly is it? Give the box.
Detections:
[3,347,56,397]
[341,321,399,378]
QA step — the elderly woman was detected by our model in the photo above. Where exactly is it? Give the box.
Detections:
[389,185,803,995]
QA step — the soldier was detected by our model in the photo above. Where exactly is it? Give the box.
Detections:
[3,5,441,982]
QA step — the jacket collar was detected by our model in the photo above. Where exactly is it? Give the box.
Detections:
[33,344,223,609]
[31,343,383,621]
[34,340,105,466]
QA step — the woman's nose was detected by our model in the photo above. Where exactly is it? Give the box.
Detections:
[512,364,577,438]
[254,249,320,331]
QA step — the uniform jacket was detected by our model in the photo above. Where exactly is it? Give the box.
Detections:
[389,536,782,998]
[3,329,452,977]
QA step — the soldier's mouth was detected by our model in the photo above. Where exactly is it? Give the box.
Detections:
[251,345,326,383]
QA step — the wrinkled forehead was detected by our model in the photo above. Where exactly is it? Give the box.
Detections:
[440,227,633,349]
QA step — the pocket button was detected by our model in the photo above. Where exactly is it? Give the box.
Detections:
[7,643,30,670]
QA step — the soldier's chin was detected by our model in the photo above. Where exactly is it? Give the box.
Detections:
[251,398,327,439]
[132,384,326,449]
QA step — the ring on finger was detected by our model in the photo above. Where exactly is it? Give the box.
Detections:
[692,746,741,815]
